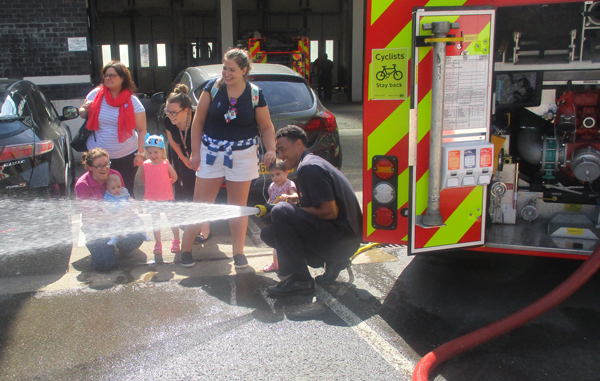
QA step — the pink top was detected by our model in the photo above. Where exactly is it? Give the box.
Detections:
[75,169,124,201]
[75,169,124,227]
[143,159,174,201]
[268,179,297,203]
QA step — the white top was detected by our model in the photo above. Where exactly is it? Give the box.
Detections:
[85,87,145,159]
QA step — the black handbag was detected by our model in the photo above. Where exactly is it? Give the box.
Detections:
[70,119,95,152]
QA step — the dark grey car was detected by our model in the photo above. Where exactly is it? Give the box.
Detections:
[0,79,80,277]
[152,63,342,189]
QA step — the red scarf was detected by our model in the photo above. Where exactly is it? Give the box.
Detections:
[86,86,136,143]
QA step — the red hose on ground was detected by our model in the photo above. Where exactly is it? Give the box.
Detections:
[412,245,600,381]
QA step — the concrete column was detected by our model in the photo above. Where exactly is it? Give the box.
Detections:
[220,0,234,56]
[351,0,364,102]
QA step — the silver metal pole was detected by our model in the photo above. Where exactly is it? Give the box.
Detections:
[422,21,458,227]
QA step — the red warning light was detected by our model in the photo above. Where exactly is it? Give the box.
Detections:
[374,207,394,227]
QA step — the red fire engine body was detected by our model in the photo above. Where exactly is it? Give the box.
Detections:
[363,0,600,259]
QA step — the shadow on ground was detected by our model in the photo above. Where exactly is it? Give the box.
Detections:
[380,251,600,381]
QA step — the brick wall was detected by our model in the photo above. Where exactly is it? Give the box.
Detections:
[0,0,92,100]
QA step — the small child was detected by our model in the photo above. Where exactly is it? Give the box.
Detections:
[103,174,151,245]
[263,159,298,272]
[139,134,179,264]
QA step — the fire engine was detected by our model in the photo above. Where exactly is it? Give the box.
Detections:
[363,0,600,259]
[247,35,310,82]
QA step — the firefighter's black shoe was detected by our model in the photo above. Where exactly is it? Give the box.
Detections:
[267,275,314,297]
[315,259,351,284]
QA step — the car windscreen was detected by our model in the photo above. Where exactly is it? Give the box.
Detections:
[253,80,313,113]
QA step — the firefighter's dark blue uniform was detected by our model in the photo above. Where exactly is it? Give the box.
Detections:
[261,151,363,281]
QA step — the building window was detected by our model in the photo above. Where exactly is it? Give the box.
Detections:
[192,42,214,59]
[140,44,150,68]
[310,40,319,63]
[101,45,112,67]
[119,45,129,67]
[325,40,334,62]
[157,44,167,67]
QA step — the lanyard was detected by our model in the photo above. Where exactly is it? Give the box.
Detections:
[178,110,191,156]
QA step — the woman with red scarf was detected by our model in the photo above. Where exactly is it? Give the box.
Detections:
[79,61,147,194]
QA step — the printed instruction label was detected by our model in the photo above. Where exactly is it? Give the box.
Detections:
[464,149,476,169]
[567,228,584,236]
[448,150,460,170]
[371,48,409,100]
[443,55,489,131]
[480,147,492,167]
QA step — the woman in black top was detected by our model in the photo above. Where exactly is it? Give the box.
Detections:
[163,84,195,202]
[164,85,211,242]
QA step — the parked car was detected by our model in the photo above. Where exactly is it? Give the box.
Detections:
[151,63,342,190]
[0,79,79,277]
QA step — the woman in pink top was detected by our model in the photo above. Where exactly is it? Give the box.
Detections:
[139,134,179,264]
[75,148,145,271]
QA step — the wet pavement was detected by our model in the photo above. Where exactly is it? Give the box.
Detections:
[4,94,600,379]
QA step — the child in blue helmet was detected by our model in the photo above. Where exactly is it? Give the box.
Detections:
[138,134,179,264]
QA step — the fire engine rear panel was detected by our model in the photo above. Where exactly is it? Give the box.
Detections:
[364,0,600,258]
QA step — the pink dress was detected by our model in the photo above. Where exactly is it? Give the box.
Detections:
[268,179,297,203]
[143,159,174,201]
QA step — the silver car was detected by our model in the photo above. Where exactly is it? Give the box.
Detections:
[152,63,342,189]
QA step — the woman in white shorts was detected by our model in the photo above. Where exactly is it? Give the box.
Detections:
[179,48,276,268]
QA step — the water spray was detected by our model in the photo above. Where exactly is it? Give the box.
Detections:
[0,198,265,256]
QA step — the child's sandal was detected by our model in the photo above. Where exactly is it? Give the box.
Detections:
[153,242,162,255]
[263,262,278,272]
[171,239,181,253]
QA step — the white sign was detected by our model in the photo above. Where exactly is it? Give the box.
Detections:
[68,37,87,52]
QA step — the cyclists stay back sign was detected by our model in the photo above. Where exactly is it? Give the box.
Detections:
[371,48,408,100]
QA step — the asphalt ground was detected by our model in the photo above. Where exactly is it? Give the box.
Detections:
[4,92,600,380]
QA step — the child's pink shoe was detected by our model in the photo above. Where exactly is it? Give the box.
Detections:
[263,262,278,272]
[153,242,162,255]
[171,239,181,253]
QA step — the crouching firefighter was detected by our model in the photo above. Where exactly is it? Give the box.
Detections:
[261,125,363,296]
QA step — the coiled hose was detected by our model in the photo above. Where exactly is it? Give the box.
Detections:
[413,245,600,381]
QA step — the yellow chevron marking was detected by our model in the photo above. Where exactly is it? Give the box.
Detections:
[426,0,466,6]
[398,168,409,214]
[386,21,413,50]
[425,186,483,247]
[464,22,491,56]
[249,44,259,56]
[367,201,375,236]
[367,99,410,171]
[371,0,395,25]
[416,170,429,215]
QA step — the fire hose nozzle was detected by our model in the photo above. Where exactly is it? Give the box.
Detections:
[254,196,282,217]
[254,203,276,217]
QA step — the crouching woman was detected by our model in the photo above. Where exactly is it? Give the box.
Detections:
[75,148,146,271]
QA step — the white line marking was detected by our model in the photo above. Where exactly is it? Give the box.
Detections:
[315,285,414,378]
[339,129,363,137]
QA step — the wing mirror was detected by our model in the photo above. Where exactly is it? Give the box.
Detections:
[60,106,79,121]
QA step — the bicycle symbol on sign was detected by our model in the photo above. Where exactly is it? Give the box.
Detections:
[376,64,403,81]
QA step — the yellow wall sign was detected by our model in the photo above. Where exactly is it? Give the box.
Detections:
[371,47,408,100]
